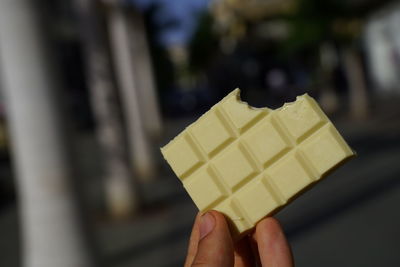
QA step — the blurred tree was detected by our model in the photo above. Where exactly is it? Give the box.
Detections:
[74,0,139,218]
[281,0,347,54]
[0,0,92,266]
[189,13,219,74]
[278,0,370,118]
[210,0,295,53]
[211,0,370,118]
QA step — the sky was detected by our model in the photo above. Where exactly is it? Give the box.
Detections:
[126,0,211,47]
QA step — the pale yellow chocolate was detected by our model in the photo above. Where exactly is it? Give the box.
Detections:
[161,89,354,239]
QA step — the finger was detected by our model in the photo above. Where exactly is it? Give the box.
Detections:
[191,211,234,267]
[233,236,254,267]
[253,217,294,267]
[184,213,201,267]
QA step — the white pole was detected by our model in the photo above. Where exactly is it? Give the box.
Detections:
[318,42,339,114]
[0,0,92,266]
[74,0,139,218]
[127,9,163,139]
[343,46,369,120]
[107,7,155,181]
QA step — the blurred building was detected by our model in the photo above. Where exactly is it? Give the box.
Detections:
[365,2,400,94]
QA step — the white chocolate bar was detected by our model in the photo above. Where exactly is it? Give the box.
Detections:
[161,89,354,239]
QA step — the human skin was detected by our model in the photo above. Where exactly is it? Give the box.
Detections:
[184,210,294,267]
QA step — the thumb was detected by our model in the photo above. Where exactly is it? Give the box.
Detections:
[191,211,234,267]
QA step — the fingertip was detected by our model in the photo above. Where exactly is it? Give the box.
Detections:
[199,212,216,239]
[255,217,284,239]
[201,210,231,239]
[191,210,234,267]
[207,210,228,225]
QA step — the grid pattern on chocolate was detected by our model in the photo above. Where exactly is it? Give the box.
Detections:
[161,89,354,238]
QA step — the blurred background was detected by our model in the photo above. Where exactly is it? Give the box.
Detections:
[0,0,400,266]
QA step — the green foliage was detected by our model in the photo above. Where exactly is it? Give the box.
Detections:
[281,0,351,55]
[189,13,219,73]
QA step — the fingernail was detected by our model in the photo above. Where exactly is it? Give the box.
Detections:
[199,212,215,240]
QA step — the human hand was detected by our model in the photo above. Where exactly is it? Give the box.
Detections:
[184,210,294,267]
